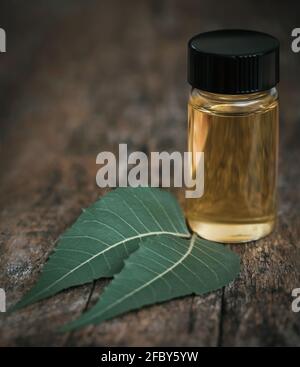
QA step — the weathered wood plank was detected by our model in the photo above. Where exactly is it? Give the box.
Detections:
[0,0,220,347]
[0,0,299,346]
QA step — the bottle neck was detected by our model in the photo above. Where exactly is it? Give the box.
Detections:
[189,87,278,114]
[191,87,278,102]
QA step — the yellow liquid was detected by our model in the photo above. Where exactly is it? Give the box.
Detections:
[186,92,278,243]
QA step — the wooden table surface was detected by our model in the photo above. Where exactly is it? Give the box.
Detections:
[0,0,300,346]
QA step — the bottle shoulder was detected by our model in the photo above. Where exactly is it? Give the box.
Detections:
[189,87,278,115]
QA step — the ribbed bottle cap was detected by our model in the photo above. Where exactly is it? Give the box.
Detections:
[188,29,280,94]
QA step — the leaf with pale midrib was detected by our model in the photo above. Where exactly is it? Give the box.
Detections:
[62,234,240,331]
[13,188,190,310]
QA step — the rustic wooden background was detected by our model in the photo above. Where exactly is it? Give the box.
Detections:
[0,0,299,346]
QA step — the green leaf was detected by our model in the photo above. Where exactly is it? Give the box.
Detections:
[62,234,240,331]
[13,188,190,310]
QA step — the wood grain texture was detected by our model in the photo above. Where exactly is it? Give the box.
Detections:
[0,0,299,346]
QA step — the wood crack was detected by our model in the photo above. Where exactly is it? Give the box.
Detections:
[217,287,225,347]
[63,281,96,346]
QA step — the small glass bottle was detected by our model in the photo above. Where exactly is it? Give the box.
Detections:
[186,30,279,243]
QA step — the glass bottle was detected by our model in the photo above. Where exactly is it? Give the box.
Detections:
[186,30,280,243]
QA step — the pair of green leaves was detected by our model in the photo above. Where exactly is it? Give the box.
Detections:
[12,188,240,331]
